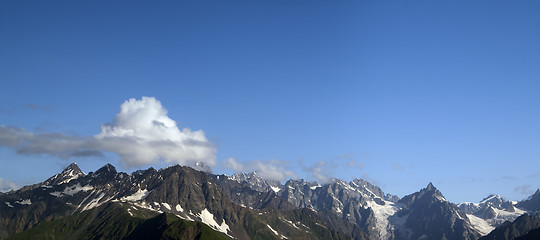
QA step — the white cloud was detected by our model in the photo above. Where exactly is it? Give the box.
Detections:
[310,161,331,184]
[222,157,244,172]
[248,159,297,181]
[223,158,297,181]
[95,97,216,168]
[0,178,17,192]
[0,97,216,169]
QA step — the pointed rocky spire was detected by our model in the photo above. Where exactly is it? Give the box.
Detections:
[64,162,83,175]
[426,182,436,191]
[95,163,117,175]
[43,162,85,186]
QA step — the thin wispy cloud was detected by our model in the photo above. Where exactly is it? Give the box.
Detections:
[0,97,216,168]
[0,178,17,192]
[347,160,365,170]
[514,184,534,195]
[222,157,244,173]
[392,162,405,171]
[360,173,380,187]
[300,158,336,184]
[527,171,540,178]
[224,156,368,184]
[26,103,52,111]
[223,157,297,181]
[309,160,332,184]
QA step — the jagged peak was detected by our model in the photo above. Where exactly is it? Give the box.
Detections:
[351,178,371,185]
[95,163,117,174]
[65,162,80,170]
[480,194,503,204]
[284,178,310,187]
[230,172,260,182]
[43,162,85,185]
[419,182,447,202]
[426,182,436,191]
[523,189,540,201]
[62,162,84,175]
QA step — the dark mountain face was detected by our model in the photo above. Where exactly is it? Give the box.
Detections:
[210,174,295,211]
[6,202,232,240]
[479,214,540,240]
[0,163,366,240]
[517,189,540,213]
[392,183,481,240]
[225,177,484,240]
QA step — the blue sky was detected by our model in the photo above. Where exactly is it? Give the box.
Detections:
[1,0,539,203]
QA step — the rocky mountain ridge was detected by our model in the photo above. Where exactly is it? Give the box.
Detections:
[1,163,539,240]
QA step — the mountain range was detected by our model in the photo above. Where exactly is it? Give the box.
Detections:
[1,163,539,240]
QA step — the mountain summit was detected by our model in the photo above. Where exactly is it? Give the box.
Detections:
[43,162,85,186]
[517,189,540,213]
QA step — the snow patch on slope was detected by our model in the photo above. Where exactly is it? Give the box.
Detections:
[162,202,171,210]
[50,184,93,197]
[82,193,106,211]
[15,199,31,205]
[366,199,400,240]
[267,224,279,236]
[57,168,84,185]
[63,184,93,196]
[176,204,184,212]
[197,208,231,236]
[121,189,150,201]
[466,214,494,236]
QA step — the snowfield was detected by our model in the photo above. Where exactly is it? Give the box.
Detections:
[120,189,150,201]
[197,208,232,237]
[466,214,494,235]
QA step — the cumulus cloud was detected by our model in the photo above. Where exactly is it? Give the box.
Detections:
[223,158,297,181]
[0,97,216,168]
[95,97,216,167]
[0,178,17,192]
